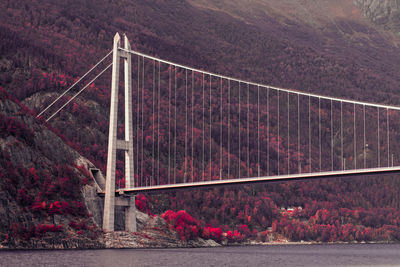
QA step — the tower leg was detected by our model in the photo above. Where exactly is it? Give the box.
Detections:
[123,34,136,232]
[123,34,135,190]
[103,33,121,232]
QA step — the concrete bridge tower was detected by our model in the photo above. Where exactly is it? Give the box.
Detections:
[103,33,136,232]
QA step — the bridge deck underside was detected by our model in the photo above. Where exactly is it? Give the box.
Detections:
[106,167,400,194]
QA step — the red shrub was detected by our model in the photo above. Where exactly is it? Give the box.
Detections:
[161,210,200,241]
[136,194,149,213]
[48,201,62,215]
[202,227,223,242]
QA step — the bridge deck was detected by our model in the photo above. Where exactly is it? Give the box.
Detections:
[103,167,400,194]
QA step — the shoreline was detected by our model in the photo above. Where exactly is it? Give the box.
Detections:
[1,239,398,251]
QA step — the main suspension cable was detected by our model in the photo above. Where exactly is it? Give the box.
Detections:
[121,48,400,111]
[46,63,112,122]
[38,50,112,118]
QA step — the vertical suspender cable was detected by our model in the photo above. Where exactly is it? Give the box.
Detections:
[239,82,241,178]
[220,77,223,180]
[228,79,231,179]
[185,69,188,181]
[202,73,205,181]
[331,99,333,171]
[318,98,322,171]
[136,56,140,186]
[191,71,195,182]
[298,93,300,173]
[354,103,356,170]
[287,92,290,174]
[363,105,366,168]
[387,108,390,167]
[157,61,161,185]
[209,74,212,180]
[278,90,280,175]
[308,95,311,173]
[174,66,177,184]
[247,83,250,177]
[152,60,155,186]
[257,85,260,177]
[377,107,380,168]
[341,101,343,170]
[168,65,171,184]
[267,88,270,175]
[288,92,290,174]
[141,56,145,186]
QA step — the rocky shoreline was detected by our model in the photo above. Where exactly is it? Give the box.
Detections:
[0,210,220,250]
[102,211,220,249]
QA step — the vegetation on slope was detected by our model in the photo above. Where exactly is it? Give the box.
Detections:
[1,0,400,245]
[0,88,102,248]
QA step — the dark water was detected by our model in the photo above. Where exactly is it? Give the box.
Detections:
[1,243,400,267]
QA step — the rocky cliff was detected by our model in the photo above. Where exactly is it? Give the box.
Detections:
[103,212,220,248]
[0,88,105,249]
[355,0,400,34]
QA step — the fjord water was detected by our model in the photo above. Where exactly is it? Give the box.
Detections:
[1,244,400,267]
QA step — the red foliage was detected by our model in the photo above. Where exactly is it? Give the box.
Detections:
[48,201,62,215]
[161,210,200,241]
[69,220,87,231]
[135,194,149,213]
[9,223,63,240]
[30,201,46,213]
[0,113,34,145]
[202,227,223,242]
[225,230,244,243]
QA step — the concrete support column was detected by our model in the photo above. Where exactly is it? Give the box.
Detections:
[125,195,137,232]
[123,34,136,232]
[123,34,135,189]
[103,33,121,232]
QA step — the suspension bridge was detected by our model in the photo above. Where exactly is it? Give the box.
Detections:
[37,33,400,232]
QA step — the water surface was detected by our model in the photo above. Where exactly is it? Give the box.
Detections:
[1,243,400,267]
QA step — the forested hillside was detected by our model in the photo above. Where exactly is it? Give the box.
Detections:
[1,0,400,245]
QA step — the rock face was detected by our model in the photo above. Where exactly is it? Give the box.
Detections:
[0,91,105,249]
[354,0,400,34]
[103,210,221,248]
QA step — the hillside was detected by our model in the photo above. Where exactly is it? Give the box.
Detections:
[1,0,400,246]
[0,88,104,248]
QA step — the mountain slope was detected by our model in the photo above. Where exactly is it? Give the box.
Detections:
[0,88,103,248]
[1,0,400,245]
